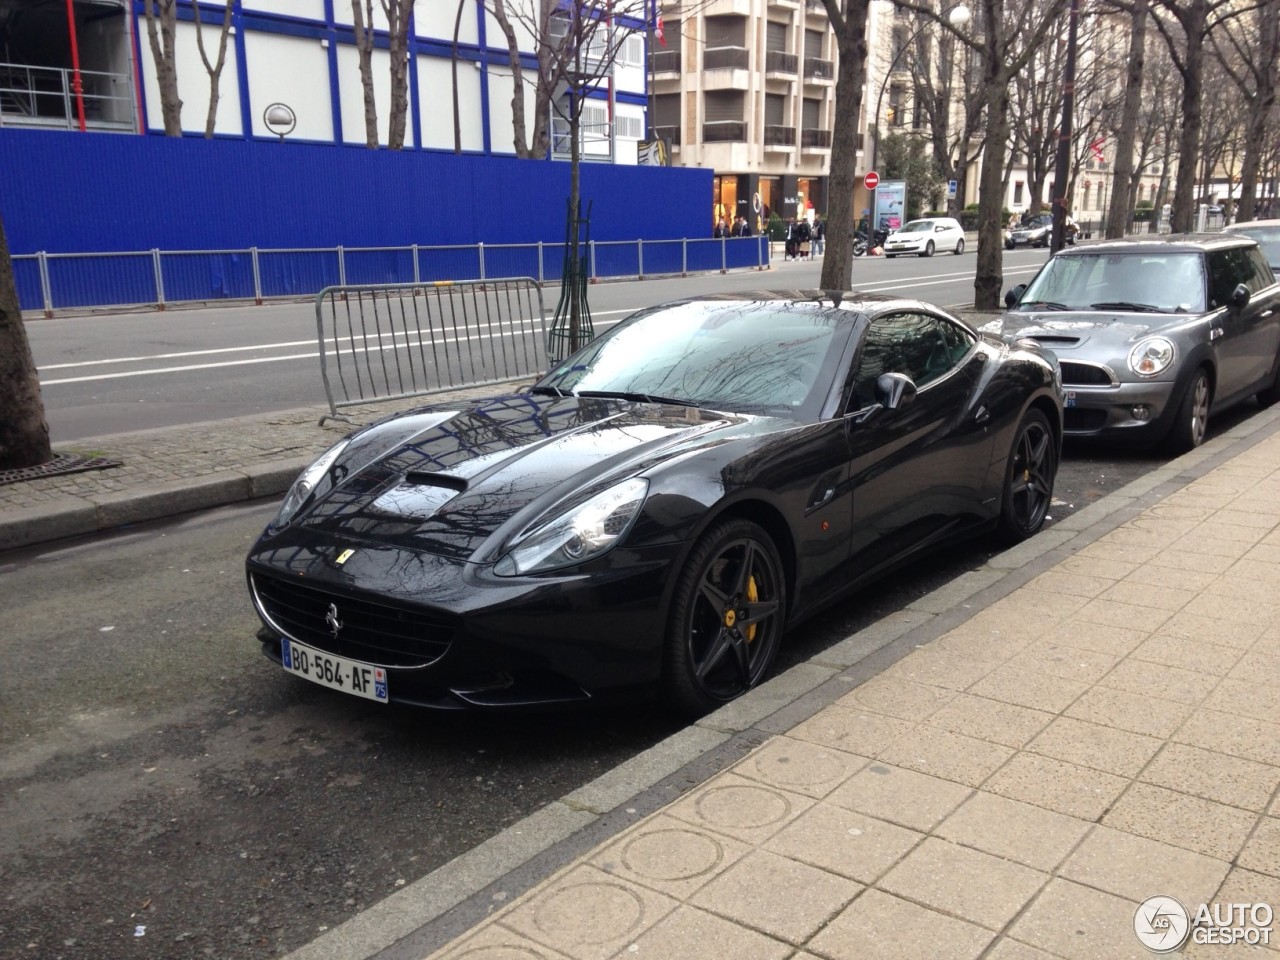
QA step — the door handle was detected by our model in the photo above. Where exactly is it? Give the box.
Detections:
[1210,327,1224,340]
[974,405,991,424]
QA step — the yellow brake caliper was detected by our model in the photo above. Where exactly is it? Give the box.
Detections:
[744,575,758,644]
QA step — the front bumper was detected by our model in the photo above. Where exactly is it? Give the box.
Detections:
[1060,379,1178,441]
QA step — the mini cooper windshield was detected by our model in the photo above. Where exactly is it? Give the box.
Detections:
[1017,252,1208,314]
[535,301,847,416]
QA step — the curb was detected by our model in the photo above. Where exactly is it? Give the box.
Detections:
[278,404,1280,960]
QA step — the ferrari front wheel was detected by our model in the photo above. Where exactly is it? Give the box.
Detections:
[997,409,1056,543]
[663,519,786,716]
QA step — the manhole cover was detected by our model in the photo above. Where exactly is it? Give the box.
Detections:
[0,453,122,487]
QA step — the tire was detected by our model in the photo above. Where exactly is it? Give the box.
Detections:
[1005,240,1015,250]
[663,518,786,716]
[1165,368,1212,454]
[920,241,935,258]
[954,238,965,255]
[997,409,1057,543]
[886,253,897,258]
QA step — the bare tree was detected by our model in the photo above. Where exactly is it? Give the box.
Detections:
[0,212,51,470]
[142,0,182,136]
[190,0,235,138]
[352,0,380,148]
[1211,0,1279,221]
[1103,0,1149,237]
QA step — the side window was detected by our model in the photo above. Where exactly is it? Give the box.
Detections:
[1207,251,1238,309]
[1242,247,1274,292]
[849,313,964,409]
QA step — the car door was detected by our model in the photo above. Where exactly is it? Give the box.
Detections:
[1208,247,1280,403]
[842,311,996,580]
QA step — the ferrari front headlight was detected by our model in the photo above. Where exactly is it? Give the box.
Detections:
[494,478,648,576]
[273,438,350,528]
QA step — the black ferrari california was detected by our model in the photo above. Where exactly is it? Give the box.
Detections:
[247,292,1063,714]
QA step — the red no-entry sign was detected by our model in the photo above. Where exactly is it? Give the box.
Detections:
[864,171,880,190]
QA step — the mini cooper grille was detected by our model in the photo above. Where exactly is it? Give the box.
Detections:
[1059,361,1116,387]
[252,573,454,668]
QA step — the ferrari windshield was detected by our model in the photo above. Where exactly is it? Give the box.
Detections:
[1017,252,1207,313]
[537,301,850,417]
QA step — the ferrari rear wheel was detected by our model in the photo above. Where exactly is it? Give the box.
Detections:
[664,519,785,715]
[997,409,1056,543]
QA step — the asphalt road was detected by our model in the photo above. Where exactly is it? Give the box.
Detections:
[27,248,1055,442]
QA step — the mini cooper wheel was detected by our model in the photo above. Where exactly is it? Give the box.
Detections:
[1166,368,1211,453]
[954,238,965,255]
[998,409,1056,543]
[920,240,935,258]
[664,519,786,715]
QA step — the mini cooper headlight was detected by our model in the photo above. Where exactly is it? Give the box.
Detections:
[495,478,649,576]
[273,438,350,528]
[1128,337,1176,378]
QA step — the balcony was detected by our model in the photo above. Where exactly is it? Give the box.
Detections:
[801,128,831,149]
[652,49,682,73]
[703,120,747,142]
[653,124,682,146]
[804,0,828,14]
[0,62,135,132]
[704,46,749,70]
[764,125,797,150]
[803,57,834,82]
[764,51,798,76]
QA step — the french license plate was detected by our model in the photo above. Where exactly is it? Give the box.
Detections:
[282,638,388,703]
[1065,390,1078,408]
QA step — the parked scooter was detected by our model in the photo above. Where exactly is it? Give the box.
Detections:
[852,226,889,257]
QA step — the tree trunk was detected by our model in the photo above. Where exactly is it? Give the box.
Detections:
[143,0,183,136]
[975,45,1012,310]
[1236,0,1278,221]
[1169,0,1207,233]
[1106,0,1148,237]
[0,213,52,470]
[489,0,530,157]
[191,0,234,139]
[353,0,379,147]
[385,0,413,150]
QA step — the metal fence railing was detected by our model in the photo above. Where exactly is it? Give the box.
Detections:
[315,278,548,422]
[14,237,772,317]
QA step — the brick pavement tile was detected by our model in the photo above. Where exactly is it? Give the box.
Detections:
[1098,580,1194,612]
[787,705,915,759]
[1027,570,1114,598]
[1202,678,1280,725]
[1008,878,1151,960]
[1174,709,1280,767]
[1041,620,1149,657]
[936,791,1090,872]
[985,753,1129,821]
[1122,562,1218,593]
[1056,555,1138,581]
[1182,593,1280,627]
[1243,543,1280,564]
[1059,825,1230,908]
[1216,558,1280,590]
[1196,521,1272,544]
[1228,650,1280,682]
[1142,743,1280,812]
[879,836,1048,929]
[1148,549,1240,574]
[1237,817,1280,880]
[499,864,679,960]
[1130,635,1245,677]
[985,591,1091,623]
[664,773,813,846]
[608,905,793,960]
[876,724,1015,787]
[1099,657,1212,705]
[730,736,868,800]
[834,676,958,722]
[932,627,1040,664]
[1102,783,1257,860]
[1071,597,1174,632]
[924,693,1055,749]
[588,814,752,900]
[428,922,576,960]
[1157,612,1266,649]
[1026,716,1163,778]
[983,941,1067,960]
[688,849,862,945]
[1064,686,1192,738]
[879,647,1002,691]
[806,889,994,960]
[1213,867,1280,932]
[1005,642,1122,685]
[825,762,972,833]
[1075,540,1163,565]
[762,802,923,885]
[967,665,1090,714]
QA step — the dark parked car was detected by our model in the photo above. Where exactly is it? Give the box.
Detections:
[247,292,1063,715]
[1006,213,1077,249]
[983,235,1280,451]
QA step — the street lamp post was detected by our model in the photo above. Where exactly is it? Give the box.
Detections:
[1050,0,1080,253]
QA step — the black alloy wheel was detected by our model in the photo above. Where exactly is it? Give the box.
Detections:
[998,409,1057,543]
[1166,368,1211,453]
[664,519,785,715]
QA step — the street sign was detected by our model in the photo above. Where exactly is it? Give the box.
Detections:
[947,179,958,199]
[864,171,880,190]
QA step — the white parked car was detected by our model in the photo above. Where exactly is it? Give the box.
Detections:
[883,217,966,257]
[1221,218,1280,271]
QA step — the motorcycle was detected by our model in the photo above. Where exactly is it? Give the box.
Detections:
[852,226,888,258]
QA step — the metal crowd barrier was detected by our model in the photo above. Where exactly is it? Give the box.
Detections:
[314,277,548,422]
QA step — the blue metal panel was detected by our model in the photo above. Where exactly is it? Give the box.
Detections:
[162,252,257,301]
[11,257,43,312]
[46,254,156,309]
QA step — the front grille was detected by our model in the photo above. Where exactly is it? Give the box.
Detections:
[1060,361,1116,386]
[1064,408,1109,432]
[251,572,454,668]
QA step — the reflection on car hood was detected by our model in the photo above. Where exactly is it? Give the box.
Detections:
[293,394,781,560]
[984,312,1159,348]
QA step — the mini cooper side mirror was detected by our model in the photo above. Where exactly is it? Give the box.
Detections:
[1230,283,1251,309]
[1005,284,1027,307]
[876,372,918,411]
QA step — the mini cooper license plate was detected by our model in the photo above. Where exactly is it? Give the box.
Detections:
[282,638,388,703]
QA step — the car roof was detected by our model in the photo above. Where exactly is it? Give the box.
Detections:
[1052,233,1259,256]
[1222,219,1280,232]
[674,289,973,328]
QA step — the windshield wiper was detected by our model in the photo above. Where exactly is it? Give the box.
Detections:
[1090,301,1163,313]
[1018,300,1071,311]
[575,389,696,407]
[527,384,572,398]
